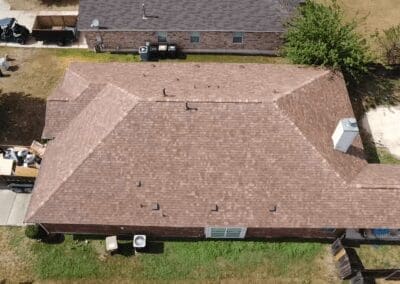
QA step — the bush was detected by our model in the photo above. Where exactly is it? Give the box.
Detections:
[376,25,400,65]
[25,224,46,239]
[282,0,370,82]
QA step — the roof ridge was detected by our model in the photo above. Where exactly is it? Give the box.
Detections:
[274,70,353,184]
[47,67,91,101]
[26,83,140,222]
[272,101,346,185]
[274,69,332,101]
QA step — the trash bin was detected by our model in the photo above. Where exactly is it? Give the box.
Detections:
[167,44,177,59]
[149,44,158,60]
[138,46,149,61]
[158,43,168,59]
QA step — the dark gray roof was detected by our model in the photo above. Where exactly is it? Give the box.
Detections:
[78,0,303,32]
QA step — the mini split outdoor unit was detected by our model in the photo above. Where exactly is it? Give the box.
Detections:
[133,235,146,248]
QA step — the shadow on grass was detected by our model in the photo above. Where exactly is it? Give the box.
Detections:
[0,90,46,145]
[348,64,400,163]
[139,241,164,254]
[114,241,164,256]
[41,233,65,244]
[349,64,400,110]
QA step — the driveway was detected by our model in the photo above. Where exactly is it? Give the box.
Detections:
[0,0,87,49]
[0,188,31,226]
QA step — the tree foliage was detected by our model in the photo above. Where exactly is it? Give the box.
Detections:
[25,224,46,239]
[376,25,400,65]
[282,0,370,82]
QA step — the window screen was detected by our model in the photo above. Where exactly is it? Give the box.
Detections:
[205,227,247,238]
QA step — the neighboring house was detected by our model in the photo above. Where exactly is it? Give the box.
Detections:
[77,0,304,54]
[26,63,400,240]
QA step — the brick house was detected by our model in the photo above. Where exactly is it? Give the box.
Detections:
[77,0,304,54]
[26,63,400,240]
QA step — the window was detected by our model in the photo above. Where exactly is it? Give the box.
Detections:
[190,32,200,43]
[157,31,167,42]
[233,32,244,44]
[205,227,247,239]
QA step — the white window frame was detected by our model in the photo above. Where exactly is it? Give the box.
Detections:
[190,31,200,43]
[232,32,244,44]
[157,31,167,42]
[205,227,247,239]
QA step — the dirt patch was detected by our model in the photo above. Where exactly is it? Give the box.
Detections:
[0,228,34,283]
[0,92,46,144]
[0,47,67,144]
[7,0,78,11]
[0,48,67,98]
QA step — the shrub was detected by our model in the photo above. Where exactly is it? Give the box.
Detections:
[25,224,46,239]
[282,0,370,82]
[376,25,400,65]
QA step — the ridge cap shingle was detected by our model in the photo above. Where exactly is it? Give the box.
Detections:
[26,83,140,222]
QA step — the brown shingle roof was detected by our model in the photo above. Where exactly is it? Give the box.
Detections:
[26,63,400,228]
[352,164,400,189]
[78,0,303,32]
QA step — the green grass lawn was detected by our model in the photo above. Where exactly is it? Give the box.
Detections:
[54,48,289,64]
[377,148,400,164]
[1,228,334,282]
[357,245,400,269]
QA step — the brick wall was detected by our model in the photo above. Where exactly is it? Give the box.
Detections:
[83,31,283,54]
[42,223,342,240]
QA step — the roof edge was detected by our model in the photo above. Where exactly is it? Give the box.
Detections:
[26,83,141,222]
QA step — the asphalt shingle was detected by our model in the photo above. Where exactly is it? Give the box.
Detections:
[78,0,304,32]
[26,63,400,229]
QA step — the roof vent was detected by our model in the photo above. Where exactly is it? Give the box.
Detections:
[269,205,277,213]
[332,118,359,153]
[142,3,148,20]
[151,202,160,210]
[162,88,175,97]
[185,102,198,111]
[211,204,218,212]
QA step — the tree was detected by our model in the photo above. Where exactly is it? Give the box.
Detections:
[376,25,400,65]
[282,0,370,82]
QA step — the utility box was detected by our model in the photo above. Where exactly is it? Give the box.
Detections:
[105,235,118,253]
[332,118,359,153]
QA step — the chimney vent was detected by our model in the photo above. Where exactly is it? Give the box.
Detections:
[332,118,359,153]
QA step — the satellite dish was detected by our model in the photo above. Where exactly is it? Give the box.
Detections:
[90,18,100,28]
